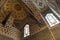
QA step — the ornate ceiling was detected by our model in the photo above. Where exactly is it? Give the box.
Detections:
[0,0,60,40]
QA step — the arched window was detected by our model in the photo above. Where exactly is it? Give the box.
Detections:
[24,24,30,37]
[45,13,60,27]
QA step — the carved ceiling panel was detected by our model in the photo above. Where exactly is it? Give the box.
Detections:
[2,0,27,20]
[1,0,40,31]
